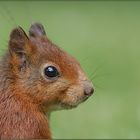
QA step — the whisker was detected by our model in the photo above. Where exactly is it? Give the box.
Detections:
[91,73,112,81]
[0,8,12,26]
[0,3,17,26]
[81,56,91,64]
[90,65,102,76]
[92,83,105,91]
[88,61,107,79]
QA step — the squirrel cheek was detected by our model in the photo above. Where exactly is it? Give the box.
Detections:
[60,85,84,106]
[62,80,94,107]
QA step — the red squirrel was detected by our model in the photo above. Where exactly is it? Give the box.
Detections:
[0,23,94,139]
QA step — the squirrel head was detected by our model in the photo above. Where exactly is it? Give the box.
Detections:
[7,23,94,111]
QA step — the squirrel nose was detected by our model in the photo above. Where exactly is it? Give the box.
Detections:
[84,87,94,96]
[81,80,94,97]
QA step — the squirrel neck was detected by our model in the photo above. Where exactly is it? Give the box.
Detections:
[0,57,52,139]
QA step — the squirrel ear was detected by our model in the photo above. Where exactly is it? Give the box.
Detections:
[9,27,30,71]
[9,27,29,54]
[29,23,46,38]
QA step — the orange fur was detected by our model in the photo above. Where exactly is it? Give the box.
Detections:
[0,23,94,139]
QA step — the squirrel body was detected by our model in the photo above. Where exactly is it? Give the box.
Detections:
[0,23,94,139]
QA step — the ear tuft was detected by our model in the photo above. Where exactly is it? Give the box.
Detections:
[9,27,29,54]
[9,27,30,71]
[10,27,28,41]
[29,22,46,38]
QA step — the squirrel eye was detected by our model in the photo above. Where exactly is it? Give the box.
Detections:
[44,66,59,78]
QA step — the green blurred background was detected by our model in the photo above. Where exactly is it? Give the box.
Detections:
[0,1,140,139]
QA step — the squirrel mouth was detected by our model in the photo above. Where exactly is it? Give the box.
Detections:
[59,95,91,110]
[82,96,90,102]
[60,102,78,109]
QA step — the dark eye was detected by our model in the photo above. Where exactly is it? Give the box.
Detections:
[44,66,59,78]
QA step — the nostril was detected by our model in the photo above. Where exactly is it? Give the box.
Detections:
[84,87,94,96]
[90,88,94,95]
